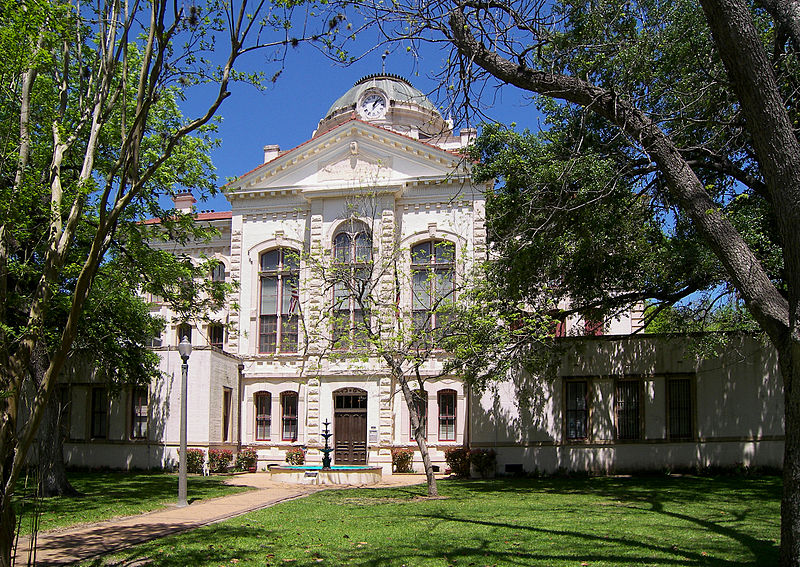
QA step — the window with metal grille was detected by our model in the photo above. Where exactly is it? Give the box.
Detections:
[409,390,427,440]
[668,377,693,440]
[131,387,148,439]
[332,223,372,349]
[615,380,641,440]
[91,387,108,439]
[565,380,588,440]
[255,392,271,441]
[411,240,454,344]
[259,249,299,353]
[281,392,298,441]
[438,390,457,441]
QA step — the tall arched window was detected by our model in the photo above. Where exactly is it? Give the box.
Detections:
[332,222,372,348]
[411,240,455,338]
[259,248,299,353]
[254,392,271,441]
[281,391,298,441]
[438,389,457,441]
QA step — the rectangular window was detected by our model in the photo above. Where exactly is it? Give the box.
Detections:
[57,385,71,439]
[438,390,457,441]
[147,329,163,347]
[222,387,232,442]
[667,377,693,440]
[130,387,148,439]
[91,388,108,439]
[616,380,641,440]
[255,392,271,441]
[209,324,224,349]
[565,380,588,440]
[281,392,298,441]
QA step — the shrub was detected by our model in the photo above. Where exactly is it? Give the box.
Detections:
[444,447,471,478]
[470,449,497,478]
[235,447,258,471]
[185,448,205,474]
[208,449,233,473]
[391,447,414,473]
[286,446,305,465]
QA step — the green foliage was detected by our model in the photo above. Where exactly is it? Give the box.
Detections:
[107,476,781,566]
[285,447,305,465]
[469,449,497,478]
[391,447,414,473]
[235,448,258,471]
[208,449,233,473]
[444,447,471,478]
[443,264,561,391]
[185,449,206,475]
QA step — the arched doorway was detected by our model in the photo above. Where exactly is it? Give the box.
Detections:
[333,388,367,464]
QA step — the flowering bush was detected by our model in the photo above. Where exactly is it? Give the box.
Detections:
[285,446,305,465]
[391,447,414,473]
[208,448,233,473]
[235,447,258,471]
[470,448,497,478]
[184,448,205,474]
[444,447,471,478]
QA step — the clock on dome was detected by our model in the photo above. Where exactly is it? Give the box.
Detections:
[358,91,387,120]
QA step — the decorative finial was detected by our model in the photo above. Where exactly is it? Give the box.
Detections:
[381,50,388,74]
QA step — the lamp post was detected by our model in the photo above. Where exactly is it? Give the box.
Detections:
[177,335,192,507]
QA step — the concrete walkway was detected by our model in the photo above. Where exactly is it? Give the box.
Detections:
[14,472,432,566]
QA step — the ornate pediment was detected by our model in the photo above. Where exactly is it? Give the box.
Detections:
[316,141,393,183]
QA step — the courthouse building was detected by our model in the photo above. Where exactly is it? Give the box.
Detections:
[60,75,785,474]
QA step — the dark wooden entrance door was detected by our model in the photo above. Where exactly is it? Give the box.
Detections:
[334,389,367,465]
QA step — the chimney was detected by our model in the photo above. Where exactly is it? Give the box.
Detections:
[460,127,477,147]
[263,144,281,163]
[173,190,196,213]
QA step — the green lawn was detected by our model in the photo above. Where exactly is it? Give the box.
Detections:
[15,471,249,535]
[90,475,780,567]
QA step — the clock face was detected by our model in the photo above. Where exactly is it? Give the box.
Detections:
[359,92,387,119]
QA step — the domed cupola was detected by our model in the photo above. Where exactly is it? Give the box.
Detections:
[314,74,452,141]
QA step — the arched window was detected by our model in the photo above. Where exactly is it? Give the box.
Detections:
[177,323,192,344]
[281,392,298,441]
[409,389,427,440]
[438,389,457,441]
[259,248,299,353]
[254,392,271,441]
[210,262,226,283]
[332,223,372,348]
[411,240,455,339]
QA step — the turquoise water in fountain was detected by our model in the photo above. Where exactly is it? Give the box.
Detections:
[280,465,374,470]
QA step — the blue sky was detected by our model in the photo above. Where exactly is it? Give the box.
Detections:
[177,26,544,212]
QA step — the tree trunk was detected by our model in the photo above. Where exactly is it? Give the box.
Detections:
[397,375,438,497]
[37,391,78,498]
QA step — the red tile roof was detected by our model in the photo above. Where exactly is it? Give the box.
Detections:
[140,210,232,225]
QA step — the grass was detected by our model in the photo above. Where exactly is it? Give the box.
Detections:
[14,471,249,535]
[88,474,780,567]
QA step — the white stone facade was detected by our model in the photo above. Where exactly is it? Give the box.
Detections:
[57,75,785,474]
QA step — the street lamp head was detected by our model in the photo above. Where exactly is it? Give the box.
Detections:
[178,335,192,362]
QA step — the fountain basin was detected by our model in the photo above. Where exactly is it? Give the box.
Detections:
[269,465,382,485]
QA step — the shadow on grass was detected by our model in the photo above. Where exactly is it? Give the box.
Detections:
[14,472,241,535]
[79,476,779,567]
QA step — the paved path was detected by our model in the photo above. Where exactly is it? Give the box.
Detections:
[14,472,431,566]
